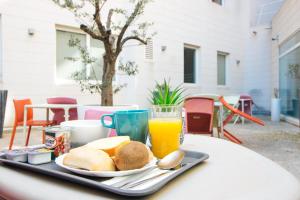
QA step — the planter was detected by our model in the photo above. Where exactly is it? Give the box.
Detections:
[77,104,139,120]
[61,120,110,147]
[0,90,8,138]
[271,98,281,122]
[292,98,299,118]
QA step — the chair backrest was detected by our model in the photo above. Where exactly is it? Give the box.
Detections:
[13,99,33,124]
[184,97,215,134]
[47,97,77,105]
[240,94,252,100]
[219,96,264,126]
[84,109,111,120]
[47,97,78,125]
[190,94,220,101]
[238,94,253,115]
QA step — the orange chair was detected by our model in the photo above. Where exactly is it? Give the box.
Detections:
[9,99,54,150]
[184,97,215,136]
[219,96,264,144]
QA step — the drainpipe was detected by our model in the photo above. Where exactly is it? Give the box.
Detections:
[0,90,7,138]
[299,88,300,127]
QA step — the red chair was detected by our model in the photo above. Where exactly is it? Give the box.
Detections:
[184,97,215,135]
[47,97,78,125]
[9,99,54,150]
[219,96,264,144]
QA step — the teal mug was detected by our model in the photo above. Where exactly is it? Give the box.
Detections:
[101,110,149,143]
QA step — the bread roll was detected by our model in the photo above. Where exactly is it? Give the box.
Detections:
[114,141,149,171]
[63,147,115,171]
[86,136,130,157]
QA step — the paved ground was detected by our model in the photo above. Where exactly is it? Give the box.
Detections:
[226,116,300,180]
[1,116,300,179]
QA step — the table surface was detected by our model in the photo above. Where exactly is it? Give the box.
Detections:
[0,135,299,200]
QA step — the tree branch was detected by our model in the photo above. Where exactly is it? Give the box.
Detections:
[80,24,103,40]
[121,36,147,48]
[94,0,107,37]
[116,1,144,54]
[106,9,114,30]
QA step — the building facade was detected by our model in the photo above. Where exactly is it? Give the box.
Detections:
[272,0,300,124]
[0,0,283,126]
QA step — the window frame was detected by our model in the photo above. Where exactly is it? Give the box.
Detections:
[279,29,300,58]
[55,25,111,86]
[217,51,229,87]
[183,44,200,86]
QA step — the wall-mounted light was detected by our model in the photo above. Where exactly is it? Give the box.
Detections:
[161,45,167,52]
[272,35,279,41]
[251,31,257,36]
[28,28,35,36]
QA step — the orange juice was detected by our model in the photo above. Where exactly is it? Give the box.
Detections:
[148,118,182,159]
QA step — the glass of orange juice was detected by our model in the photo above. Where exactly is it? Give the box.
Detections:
[148,105,182,159]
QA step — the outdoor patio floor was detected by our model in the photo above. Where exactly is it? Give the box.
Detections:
[0,116,299,180]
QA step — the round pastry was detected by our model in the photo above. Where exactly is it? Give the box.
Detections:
[114,141,149,171]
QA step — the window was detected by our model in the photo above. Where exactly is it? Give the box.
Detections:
[212,0,223,6]
[56,29,105,82]
[56,30,86,81]
[279,30,300,119]
[217,52,228,86]
[89,38,104,80]
[145,38,153,60]
[184,46,197,84]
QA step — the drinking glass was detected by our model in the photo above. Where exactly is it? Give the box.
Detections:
[148,105,182,159]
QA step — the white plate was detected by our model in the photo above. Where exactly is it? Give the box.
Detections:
[55,154,157,177]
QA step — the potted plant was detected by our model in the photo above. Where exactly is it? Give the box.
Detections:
[271,88,281,122]
[149,79,185,106]
[53,0,154,117]
[288,63,300,116]
[288,64,300,79]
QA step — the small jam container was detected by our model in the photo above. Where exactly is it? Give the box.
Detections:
[5,149,28,162]
[45,126,71,159]
[28,149,52,165]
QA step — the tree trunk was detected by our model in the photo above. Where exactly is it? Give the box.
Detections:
[101,81,113,106]
[101,56,115,106]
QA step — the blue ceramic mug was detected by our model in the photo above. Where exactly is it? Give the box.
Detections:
[101,110,149,143]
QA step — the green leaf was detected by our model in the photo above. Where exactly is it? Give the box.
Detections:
[148,78,185,106]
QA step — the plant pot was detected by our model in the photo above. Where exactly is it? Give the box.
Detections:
[271,98,281,122]
[77,104,139,120]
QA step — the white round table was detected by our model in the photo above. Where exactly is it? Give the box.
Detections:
[0,135,299,200]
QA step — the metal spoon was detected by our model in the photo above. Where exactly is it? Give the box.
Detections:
[111,150,185,188]
[157,150,185,170]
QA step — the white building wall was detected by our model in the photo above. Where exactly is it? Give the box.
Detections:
[132,0,248,106]
[243,26,272,112]
[271,0,300,124]
[0,0,271,127]
[242,0,284,113]
[0,0,106,126]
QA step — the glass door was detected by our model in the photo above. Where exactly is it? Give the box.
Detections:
[279,46,300,118]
